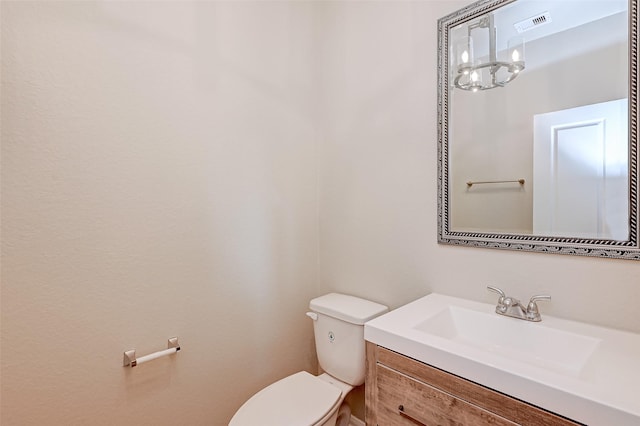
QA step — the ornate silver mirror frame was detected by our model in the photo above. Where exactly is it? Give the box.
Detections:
[437,0,640,260]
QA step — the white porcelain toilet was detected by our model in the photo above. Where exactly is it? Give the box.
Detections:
[229,293,388,426]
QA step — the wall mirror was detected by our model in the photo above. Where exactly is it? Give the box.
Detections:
[438,0,640,259]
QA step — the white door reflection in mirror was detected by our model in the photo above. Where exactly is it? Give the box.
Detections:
[533,99,628,240]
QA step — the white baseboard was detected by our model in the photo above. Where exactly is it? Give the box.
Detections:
[349,416,365,426]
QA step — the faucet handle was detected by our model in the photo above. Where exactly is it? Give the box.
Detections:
[526,295,551,321]
[487,286,505,299]
[487,286,507,314]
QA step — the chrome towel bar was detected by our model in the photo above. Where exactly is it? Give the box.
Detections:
[466,179,525,187]
[123,337,180,367]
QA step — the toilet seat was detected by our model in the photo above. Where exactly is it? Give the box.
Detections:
[229,371,343,426]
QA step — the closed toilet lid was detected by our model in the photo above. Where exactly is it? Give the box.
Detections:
[229,371,342,426]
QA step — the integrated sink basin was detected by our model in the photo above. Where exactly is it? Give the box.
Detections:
[415,305,601,377]
[365,293,640,425]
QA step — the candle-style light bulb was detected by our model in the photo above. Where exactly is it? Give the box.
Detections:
[507,36,525,75]
[454,37,474,76]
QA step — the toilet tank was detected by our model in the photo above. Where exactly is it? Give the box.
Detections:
[309,293,388,386]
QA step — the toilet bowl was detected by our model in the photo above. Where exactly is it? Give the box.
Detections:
[229,372,352,426]
[229,293,388,426]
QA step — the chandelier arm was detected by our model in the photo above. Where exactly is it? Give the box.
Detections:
[453,61,524,91]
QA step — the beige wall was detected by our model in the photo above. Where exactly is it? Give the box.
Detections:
[1,2,320,425]
[2,1,640,426]
[317,0,640,332]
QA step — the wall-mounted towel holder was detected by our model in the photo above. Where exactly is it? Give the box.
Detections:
[123,337,180,367]
[466,179,525,187]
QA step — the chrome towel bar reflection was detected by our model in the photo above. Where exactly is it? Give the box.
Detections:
[123,337,180,367]
[467,179,525,187]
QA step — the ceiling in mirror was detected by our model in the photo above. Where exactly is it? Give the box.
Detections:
[437,0,640,259]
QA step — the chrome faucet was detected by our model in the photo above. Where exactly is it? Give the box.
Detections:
[487,286,550,322]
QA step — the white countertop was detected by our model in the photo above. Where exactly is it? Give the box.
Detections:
[364,293,640,426]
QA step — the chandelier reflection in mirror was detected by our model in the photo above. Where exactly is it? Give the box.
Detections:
[452,13,525,92]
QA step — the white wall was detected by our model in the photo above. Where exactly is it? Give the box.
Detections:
[318,0,640,334]
[1,2,320,425]
[2,1,640,426]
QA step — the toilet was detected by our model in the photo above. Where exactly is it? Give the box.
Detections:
[229,293,388,426]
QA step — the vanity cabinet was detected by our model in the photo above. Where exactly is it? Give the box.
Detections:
[365,342,583,426]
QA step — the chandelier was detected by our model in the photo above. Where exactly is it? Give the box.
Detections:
[451,13,525,92]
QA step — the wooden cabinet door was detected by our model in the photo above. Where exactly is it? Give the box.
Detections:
[366,343,583,426]
[376,364,517,426]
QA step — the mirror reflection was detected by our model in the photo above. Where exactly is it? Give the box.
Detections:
[438,0,640,259]
[448,0,628,239]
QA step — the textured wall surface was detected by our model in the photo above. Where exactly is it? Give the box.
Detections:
[1,2,320,425]
[317,0,640,334]
[2,1,640,426]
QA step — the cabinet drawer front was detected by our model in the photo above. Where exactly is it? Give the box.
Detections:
[376,347,582,426]
[376,364,517,426]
